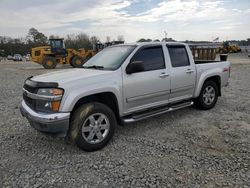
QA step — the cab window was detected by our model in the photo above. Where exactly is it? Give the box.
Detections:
[131,46,165,72]
[168,46,190,67]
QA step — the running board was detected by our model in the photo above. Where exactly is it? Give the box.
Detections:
[121,101,194,123]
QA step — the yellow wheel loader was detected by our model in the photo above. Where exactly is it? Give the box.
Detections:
[31,38,98,69]
[218,42,241,54]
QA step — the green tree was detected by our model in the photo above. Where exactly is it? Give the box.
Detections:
[137,38,152,42]
[49,35,60,39]
[65,33,92,50]
[27,28,48,44]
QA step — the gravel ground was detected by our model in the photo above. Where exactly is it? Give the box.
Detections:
[0,53,250,187]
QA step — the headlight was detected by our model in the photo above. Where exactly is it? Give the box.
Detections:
[36,88,64,113]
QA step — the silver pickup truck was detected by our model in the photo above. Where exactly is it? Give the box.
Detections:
[20,42,230,151]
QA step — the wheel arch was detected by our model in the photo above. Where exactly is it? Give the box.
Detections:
[70,92,120,122]
[195,75,221,97]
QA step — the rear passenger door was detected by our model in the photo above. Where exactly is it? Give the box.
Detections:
[167,45,196,102]
[122,45,171,113]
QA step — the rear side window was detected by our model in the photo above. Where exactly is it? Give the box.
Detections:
[131,46,165,71]
[168,46,190,67]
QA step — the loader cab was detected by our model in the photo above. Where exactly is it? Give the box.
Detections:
[93,43,104,52]
[49,38,67,56]
[223,41,229,48]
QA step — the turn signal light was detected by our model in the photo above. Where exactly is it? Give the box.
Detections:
[51,101,61,112]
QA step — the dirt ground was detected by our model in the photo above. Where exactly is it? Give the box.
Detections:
[0,53,249,187]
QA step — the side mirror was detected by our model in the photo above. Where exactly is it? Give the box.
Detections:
[126,61,144,74]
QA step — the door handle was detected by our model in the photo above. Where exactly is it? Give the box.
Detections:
[186,69,194,74]
[159,72,169,78]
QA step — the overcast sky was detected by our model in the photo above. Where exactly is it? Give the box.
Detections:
[0,0,249,42]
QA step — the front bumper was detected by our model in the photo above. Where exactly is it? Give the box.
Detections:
[20,100,70,135]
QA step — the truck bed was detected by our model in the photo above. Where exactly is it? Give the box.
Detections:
[195,60,221,64]
[195,60,230,89]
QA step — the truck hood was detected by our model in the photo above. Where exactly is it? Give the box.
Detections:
[31,68,113,86]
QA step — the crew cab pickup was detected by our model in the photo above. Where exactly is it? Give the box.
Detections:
[20,42,230,151]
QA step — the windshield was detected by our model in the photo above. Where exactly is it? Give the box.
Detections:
[83,45,136,70]
[50,40,64,49]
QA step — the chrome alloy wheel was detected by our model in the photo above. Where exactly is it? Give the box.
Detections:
[81,113,110,144]
[202,85,215,105]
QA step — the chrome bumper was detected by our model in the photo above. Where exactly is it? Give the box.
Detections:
[20,101,70,135]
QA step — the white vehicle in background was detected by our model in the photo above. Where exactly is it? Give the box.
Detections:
[7,55,13,60]
[13,54,22,61]
[25,54,31,61]
[20,42,231,151]
[24,54,31,61]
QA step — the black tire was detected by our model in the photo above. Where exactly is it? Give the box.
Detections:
[69,56,74,67]
[68,102,116,151]
[71,56,84,68]
[194,81,219,110]
[42,56,57,69]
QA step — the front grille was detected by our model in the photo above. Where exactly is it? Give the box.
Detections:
[23,93,35,109]
[22,77,59,111]
[23,78,37,110]
[23,84,37,94]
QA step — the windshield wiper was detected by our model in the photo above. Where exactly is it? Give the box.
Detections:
[83,65,105,69]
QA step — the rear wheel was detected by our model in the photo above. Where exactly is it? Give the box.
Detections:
[194,81,218,110]
[68,102,116,151]
[71,56,84,68]
[42,56,57,69]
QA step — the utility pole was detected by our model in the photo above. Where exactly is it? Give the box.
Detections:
[164,31,168,41]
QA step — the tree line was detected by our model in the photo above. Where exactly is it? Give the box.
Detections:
[0,28,125,56]
[0,28,48,56]
[1,27,249,57]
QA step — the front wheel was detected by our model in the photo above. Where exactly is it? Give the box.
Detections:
[42,56,57,69]
[194,81,218,110]
[68,103,117,151]
[71,56,84,68]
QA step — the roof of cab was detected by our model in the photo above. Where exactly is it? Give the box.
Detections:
[117,41,187,47]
